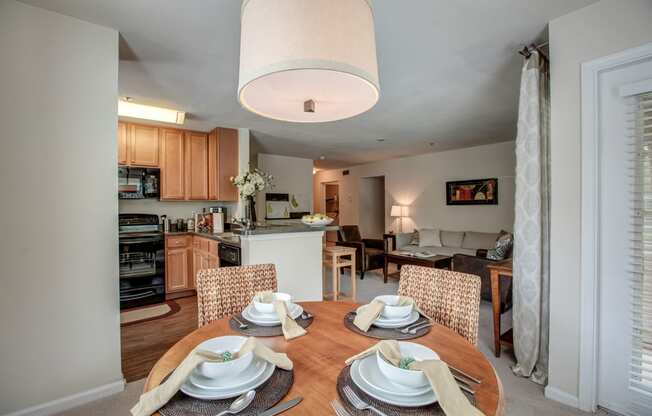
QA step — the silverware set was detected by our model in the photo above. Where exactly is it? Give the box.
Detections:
[395,320,433,335]
[232,315,248,329]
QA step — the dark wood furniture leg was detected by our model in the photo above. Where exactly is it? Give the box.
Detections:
[490,268,502,357]
[383,255,389,283]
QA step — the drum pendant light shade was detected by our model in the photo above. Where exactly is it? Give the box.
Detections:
[238,0,380,123]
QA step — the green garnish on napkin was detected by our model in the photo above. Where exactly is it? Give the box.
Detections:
[399,356,416,369]
[220,351,233,362]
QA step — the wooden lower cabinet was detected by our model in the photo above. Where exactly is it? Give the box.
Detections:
[166,235,219,295]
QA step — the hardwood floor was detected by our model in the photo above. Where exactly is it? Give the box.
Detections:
[121,296,198,382]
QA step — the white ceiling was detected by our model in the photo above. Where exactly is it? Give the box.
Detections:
[21,0,596,168]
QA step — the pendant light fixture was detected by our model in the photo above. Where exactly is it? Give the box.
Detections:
[238,0,380,123]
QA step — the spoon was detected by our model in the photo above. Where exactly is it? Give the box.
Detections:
[215,390,256,416]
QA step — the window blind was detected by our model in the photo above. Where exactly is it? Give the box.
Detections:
[630,91,652,397]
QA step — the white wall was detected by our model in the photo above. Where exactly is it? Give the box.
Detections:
[257,153,314,219]
[359,176,386,238]
[314,141,515,234]
[0,1,122,414]
[547,0,652,405]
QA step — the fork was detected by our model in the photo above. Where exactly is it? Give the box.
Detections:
[330,399,353,416]
[232,315,248,329]
[343,385,388,416]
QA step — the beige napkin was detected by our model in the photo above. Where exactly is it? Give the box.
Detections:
[254,291,307,340]
[130,337,293,416]
[345,340,484,416]
[353,296,428,332]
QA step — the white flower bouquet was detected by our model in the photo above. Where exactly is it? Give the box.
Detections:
[231,168,273,198]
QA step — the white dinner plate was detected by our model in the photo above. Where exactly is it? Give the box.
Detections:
[350,356,438,407]
[189,357,267,390]
[358,354,431,397]
[181,360,275,400]
[241,304,303,326]
[373,310,420,329]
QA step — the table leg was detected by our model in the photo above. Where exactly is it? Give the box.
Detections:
[351,254,357,302]
[490,269,501,357]
[383,256,389,283]
[332,254,338,301]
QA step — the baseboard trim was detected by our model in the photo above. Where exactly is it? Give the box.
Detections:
[4,379,125,416]
[545,385,580,409]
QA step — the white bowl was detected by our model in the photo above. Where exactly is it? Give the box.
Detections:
[376,342,439,388]
[375,295,413,320]
[196,336,253,379]
[252,292,292,314]
[301,217,333,227]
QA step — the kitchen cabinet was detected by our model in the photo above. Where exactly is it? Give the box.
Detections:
[185,132,209,200]
[208,127,239,202]
[129,124,160,167]
[160,128,185,200]
[165,234,219,295]
[118,122,129,165]
[165,236,191,293]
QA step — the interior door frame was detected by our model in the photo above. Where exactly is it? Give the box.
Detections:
[578,42,652,413]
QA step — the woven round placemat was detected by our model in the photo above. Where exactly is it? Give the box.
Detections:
[336,365,475,415]
[229,312,314,337]
[343,312,431,340]
[159,367,294,416]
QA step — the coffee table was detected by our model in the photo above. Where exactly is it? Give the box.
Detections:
[383,250,452,283]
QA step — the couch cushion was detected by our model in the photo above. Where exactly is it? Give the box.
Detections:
[395,232,416,249]
[462,231,500,250]
[418,228,442,247]
[440,230,464,248]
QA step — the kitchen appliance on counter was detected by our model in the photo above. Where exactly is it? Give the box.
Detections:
[218,242,241,267]
[119,213,165,309]
[118,167,160,199]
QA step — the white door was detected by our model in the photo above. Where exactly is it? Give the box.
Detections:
[597,54,652,415]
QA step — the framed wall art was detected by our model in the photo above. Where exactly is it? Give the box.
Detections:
[446,178,498,205]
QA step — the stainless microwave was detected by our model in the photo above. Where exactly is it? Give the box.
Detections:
[118,167,160,199]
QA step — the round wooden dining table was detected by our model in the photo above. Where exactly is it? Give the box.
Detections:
[145,301,504,416]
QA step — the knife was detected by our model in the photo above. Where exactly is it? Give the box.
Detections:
[258,397,302,416]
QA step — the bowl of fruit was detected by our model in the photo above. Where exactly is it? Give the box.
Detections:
[301,213,333,227]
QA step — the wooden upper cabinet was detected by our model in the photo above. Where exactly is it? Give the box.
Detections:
[160,128,185,200]
[185,132,209,200]
[129,124,160,167]
[208,127,239,202]
[117,122,129,165]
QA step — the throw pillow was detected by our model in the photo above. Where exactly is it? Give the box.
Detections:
[487,232,513,260]
[418,228,442,247]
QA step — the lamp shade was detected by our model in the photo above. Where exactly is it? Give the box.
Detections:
[391,205,402,217]
[238,0,380,123]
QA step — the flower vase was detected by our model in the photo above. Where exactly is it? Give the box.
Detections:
[245,196,257,225]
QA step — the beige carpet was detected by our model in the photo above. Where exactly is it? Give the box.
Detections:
[56,269,607,416]
[120,303,171,325]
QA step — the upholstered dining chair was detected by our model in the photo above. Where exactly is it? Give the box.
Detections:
[398,265,481,345]
[196,263,278,327]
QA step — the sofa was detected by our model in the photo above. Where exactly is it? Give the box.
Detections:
[390,229,512,312]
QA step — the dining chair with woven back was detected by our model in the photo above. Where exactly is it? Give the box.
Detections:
[398,264,481,345]
[196,263,278,327]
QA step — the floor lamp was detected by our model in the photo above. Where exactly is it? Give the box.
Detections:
[391,205,408,233]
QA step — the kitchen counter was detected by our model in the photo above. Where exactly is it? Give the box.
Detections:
[164,231,240,246]
[233,224,339,236]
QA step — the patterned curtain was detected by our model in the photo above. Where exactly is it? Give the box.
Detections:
[512,50,550,385]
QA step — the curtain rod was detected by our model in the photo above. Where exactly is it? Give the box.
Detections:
[518,42,549,61]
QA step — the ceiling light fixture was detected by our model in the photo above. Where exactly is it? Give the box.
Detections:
[118,99,186,125]
[238,0,380,123]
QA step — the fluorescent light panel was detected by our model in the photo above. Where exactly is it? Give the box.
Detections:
[118,100,185,125]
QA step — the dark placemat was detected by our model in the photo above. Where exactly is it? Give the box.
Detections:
[336,365,475,415]
[343,312,431,340]
[229,312,314,337]
[159,367,293,416]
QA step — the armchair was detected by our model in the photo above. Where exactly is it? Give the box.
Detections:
[335,225,385,279]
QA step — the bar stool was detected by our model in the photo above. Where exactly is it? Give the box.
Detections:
[323,246,357,301]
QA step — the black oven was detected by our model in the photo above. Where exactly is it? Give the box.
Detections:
[119,214,165,309]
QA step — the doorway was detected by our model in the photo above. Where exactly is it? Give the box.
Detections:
[359,176,385,239]
[324,182,340,244]
[581,44,652,415]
